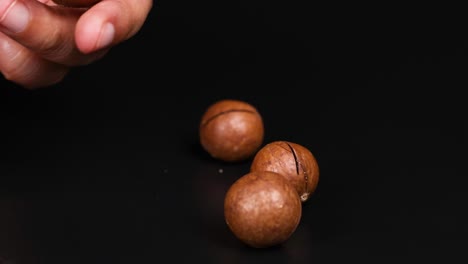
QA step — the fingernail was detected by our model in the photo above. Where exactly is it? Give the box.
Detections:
[96,22,114,50]
[0,0,30,33]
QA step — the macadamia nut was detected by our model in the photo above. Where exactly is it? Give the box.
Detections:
[199,99,264,162]
[224,171,302,248]
[250,141,319,202]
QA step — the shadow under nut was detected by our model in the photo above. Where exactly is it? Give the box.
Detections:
[53,0,101,7]
[199,99,264,162]
[250,141,320,202]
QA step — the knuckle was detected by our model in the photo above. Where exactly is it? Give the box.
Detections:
[37,26,74,62]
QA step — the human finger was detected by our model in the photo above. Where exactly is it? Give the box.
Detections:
[0,0,108,66]
[75,0,153,53]
[0,31,69,89]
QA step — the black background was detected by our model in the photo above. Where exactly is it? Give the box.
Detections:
[1,1,466,263]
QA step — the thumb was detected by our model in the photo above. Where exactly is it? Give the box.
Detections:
[74,0,153,54]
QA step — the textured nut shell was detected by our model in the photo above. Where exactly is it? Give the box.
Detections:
[199,99,264,162]
[250,141,319,202]
[224,171,302,248]
[53,0,101,7]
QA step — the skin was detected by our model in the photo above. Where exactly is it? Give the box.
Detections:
[224,171,302,248]
[0,0,153,89]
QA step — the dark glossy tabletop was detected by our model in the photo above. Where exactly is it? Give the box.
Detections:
[1,1,466,263]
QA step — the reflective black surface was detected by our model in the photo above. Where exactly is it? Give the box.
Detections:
[1,1,466,263]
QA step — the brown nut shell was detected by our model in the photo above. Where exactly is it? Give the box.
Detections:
[52,0,101,7]
[199,99,264,162]
[224,171,302,248]
[250,141,319,202]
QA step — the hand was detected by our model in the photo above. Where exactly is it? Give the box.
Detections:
[0,0,153,89]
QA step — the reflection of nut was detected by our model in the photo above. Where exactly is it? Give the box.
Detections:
[224,171,302,248]
[199,99,264,162]
[52,0,101,8]
[250,141,319,202]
